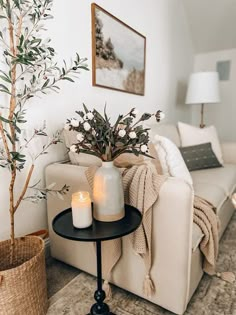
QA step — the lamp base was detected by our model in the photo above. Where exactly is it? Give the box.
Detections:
[200,104,205,129]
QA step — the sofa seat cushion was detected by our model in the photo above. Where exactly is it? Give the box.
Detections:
[191,164,236,211]
[191,164,236,251]
[192,182,227,211]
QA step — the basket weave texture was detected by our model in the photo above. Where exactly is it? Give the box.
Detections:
[0,236,48,315]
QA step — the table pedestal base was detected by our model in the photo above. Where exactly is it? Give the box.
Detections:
[87,289,115,315]
[52,206,142,315]
[87,241,116,315]
[52,206,141,315]
[87,311,115,315]
[87,312,115,315]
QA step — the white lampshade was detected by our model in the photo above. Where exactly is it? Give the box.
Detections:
[186,72,220,105]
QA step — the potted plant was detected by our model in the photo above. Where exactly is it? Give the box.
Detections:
[0,0,88,313]
[66,105,164,222]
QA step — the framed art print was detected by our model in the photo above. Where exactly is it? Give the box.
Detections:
[91,3,146,95]
[216,60,231,81]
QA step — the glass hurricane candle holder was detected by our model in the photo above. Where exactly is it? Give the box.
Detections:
[71,191,92,228]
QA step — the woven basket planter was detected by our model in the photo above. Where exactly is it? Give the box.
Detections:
[0,236,48,315]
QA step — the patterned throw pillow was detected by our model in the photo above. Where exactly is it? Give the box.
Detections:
[179,142,222,172]
[177,122,224,164]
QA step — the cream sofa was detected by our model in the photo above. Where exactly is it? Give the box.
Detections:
[45,124,236,314]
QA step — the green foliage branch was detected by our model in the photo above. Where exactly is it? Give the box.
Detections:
[0,0,88,254]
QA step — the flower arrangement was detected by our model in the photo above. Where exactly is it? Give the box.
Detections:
[65,105,165,161]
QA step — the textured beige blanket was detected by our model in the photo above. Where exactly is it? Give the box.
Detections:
[193,196,235,283]
[86,154,167,297]
[193,196,219,275]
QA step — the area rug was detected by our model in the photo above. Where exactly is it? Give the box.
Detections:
[47,213,236,315]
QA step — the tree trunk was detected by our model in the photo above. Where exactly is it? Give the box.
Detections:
[7,0,18,262]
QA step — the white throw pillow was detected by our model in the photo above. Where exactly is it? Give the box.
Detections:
[177,122,223,164]
[63,130,102,167]
[153,135,193,185]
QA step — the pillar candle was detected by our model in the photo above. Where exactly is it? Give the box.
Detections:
[71,191,92,228]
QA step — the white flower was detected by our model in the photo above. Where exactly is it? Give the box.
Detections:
[92,129,96,136]
[159,111,165,120]
[129,131,136,139]
[118,129,126,138]
[76,133,84,142]
[64,123,70,131]
[132,108,139,115]
[140,144,148,153]
[83,122,91,131]
[71,118,79,127]
[86,112,94,120]
[70,145,77,153]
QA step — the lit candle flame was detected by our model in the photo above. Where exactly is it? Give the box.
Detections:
[72,191,90,203]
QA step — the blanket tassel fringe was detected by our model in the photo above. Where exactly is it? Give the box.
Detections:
[103,280,112,300]
[143,274,155,298]
[215,272,235,283]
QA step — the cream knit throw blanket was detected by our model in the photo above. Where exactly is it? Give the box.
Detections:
[193,196,235,282]
[86,159,167,298]
[193,196,220,276]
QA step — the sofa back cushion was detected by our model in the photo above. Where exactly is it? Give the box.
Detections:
[149,124,181,147]
[178,122,224,164]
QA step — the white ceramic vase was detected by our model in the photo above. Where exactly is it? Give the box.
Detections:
[93,161,125,222]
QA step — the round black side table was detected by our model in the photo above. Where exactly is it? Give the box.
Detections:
[52,204,142,315]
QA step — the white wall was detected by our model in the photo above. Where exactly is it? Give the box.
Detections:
[0,0,194,240]
[192,49,236,141]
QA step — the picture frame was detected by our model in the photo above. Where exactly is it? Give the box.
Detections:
[91,3,146,96]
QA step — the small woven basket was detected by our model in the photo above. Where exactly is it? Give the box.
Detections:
[0,236,48,315]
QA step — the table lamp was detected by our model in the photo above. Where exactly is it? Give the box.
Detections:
[185,72,220,128]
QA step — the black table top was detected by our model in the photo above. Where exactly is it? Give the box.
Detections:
[52,204,142,242]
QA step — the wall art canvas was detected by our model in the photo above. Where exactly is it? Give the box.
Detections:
[216,60,231,81]
[91,3,146,95]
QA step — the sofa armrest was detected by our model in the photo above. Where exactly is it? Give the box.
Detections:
[150,177,194,313]
[221,142,236,164]
[45,163,194,315]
